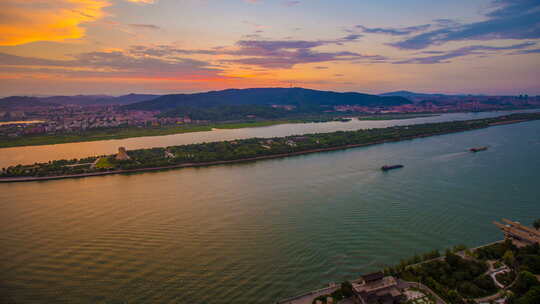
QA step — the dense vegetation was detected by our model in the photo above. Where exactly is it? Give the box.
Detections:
[509,271,540,304]
[160,104,288,120]
[157,104,338,121]
[124,87,411,111]
[383,245,466,274]
[504,239,540,304]
[2,112,540,179]
[386,230,540,304]
[396,250,495,302]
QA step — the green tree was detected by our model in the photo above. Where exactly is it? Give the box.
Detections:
[512,271,540,296]
[445,251,461,268]
[340,281,353,298]
[533,219,540,230]
[504,250,516,267]
[516,286,540,304]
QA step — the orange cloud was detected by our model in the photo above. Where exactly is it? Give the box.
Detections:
[0,0,109,46]
[0,0,155,46]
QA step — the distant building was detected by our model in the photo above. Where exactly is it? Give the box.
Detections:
[115,147,131,161]
[164,150,175,158]
[352,272,404,304]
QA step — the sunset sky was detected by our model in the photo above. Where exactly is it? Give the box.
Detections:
[1,0,539,96]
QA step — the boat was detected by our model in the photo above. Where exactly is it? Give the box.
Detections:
[381,164,404,171]
[469,146,488,152]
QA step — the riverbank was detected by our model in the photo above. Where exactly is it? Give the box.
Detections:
[277,240,506,304]
[2,113,539,183]
[0,117,348,149]
[0,137,446,183]
[0,124,213,148]
[1,110,528,149]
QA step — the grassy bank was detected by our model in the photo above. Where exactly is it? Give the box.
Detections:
[0,125,214,148]
[0,120,301,149]
[0,116,349,149]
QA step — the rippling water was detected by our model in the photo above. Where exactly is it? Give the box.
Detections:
[1,120,540,303]
[1,109,538,168]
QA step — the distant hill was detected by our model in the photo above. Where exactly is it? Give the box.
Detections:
[380,90,489,100]
[0,94,160,109]
[124,88,411,111]
[108,94,161,105]
[0,96,58,110]
[40,94,161,106]
[379,91,453,99]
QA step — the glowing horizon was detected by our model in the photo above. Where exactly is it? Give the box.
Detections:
[0,0,539,96]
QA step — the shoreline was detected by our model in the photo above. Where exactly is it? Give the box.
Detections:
[0,118,533,183]
[0,138,413,183]
[0,118,343,149]
[276,239,505,304]
[1,109,537,149]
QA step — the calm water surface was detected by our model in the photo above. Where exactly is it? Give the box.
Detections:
[1,120,540,303]
[0,120,44,126]
[1,109,538,168]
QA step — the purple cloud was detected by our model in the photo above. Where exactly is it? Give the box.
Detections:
[128,24,160,30]
[220,35,372,68]
[394,42,536,64]
[129,45,220,56]
[282,0,300,6]
[390,0,540,49]
[511,48,540,54]
[129,34,366,69]
[355,24,431,36]
[0,51,223,78]
[224,49,368,69]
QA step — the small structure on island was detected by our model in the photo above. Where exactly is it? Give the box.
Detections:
[164,150,175,159]
[115,147,130,161]
[352,272,405,304]
[494,218,540,247]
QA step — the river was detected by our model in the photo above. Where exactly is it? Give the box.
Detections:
[0,120,44,126]
[1,117,539,303]
[0,109,538,168]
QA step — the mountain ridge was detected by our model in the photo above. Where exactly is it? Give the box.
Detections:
[124,87,412,111]
[0,94,161,109]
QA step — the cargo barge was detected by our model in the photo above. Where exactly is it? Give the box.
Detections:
[469,146,488,152]
[381,164,404,171]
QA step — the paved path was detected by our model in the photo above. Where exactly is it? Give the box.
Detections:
[490,268,510,289]
[276,285,338,304]
[474,290,505,303]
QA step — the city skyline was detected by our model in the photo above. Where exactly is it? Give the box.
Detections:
[1,0,539,96]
